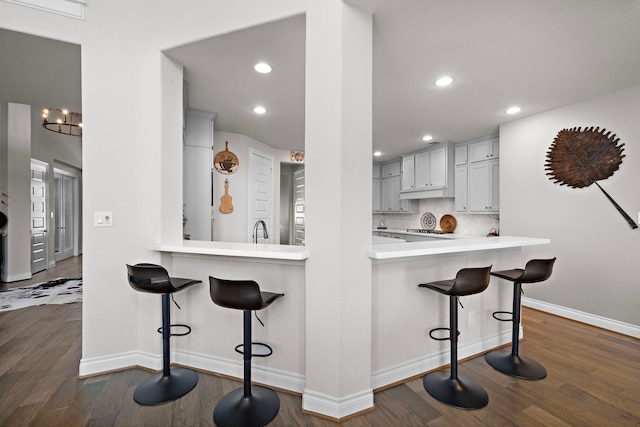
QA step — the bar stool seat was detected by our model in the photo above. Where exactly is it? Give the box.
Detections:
[485,258,556,380]
[209,276,284,427]
[419,266,492,410]
[126,263,201,405]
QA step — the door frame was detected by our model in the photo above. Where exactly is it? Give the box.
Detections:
[30,159,48,274]
[53,167,80,261]
[248,148,274,243]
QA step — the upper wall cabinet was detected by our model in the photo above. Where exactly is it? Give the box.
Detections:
[374,161,418,213]
[373,164,382,212]
[469,136,499,163]
[400,143,455,199]
[455,135,500,213]
[381,161,401,177]
[455,144,468,165]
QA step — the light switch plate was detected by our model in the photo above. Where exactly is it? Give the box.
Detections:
[95,211,113,227]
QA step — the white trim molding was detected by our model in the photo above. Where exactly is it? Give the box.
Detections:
[372,329,513,390]
[3,0,85,19]
[78,349,305,393]
[523,297,640,339]
[302,388,374,420]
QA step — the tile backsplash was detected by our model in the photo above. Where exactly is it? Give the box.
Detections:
[372,198,499,237]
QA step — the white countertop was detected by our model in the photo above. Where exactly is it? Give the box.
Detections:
[368,235,550,260]
[373,235,406,244]
[151,240,309,261]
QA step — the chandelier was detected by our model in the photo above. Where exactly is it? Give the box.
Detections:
[42,108,83,137]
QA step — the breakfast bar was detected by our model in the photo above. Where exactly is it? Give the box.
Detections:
[148,236,550,394]
[368,235,550,389]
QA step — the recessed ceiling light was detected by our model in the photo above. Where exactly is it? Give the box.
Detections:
[422,135,433,142]
[435,76,453,87]
[253,106,267,114]
[254,62,272,74]
[506,106,522,115]
[374,151,382,157]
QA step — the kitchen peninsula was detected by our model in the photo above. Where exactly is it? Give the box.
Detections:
[148,235,549,394]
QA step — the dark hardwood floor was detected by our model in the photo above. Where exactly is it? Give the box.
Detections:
[1,255,82,290]
[0,274,638,426]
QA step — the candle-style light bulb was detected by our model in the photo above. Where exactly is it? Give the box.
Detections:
[62,109,69,115]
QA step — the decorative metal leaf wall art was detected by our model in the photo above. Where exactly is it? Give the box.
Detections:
[545,126,638,229]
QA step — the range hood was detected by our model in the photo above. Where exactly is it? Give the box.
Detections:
[399,188,454,200]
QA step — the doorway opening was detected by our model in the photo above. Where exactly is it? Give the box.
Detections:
[54,169,79,262]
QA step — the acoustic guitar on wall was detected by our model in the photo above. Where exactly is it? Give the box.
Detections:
[220,178,234,214]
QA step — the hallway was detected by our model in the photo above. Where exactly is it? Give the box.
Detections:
[1,255,82,290]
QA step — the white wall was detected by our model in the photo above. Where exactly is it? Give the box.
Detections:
[0,28,82,279]
[501,85,640,328]
[212,131,292,243]
[0,0,305,360]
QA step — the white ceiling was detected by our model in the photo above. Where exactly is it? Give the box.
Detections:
[167,1,640,162]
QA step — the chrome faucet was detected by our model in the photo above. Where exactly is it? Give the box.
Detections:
[253,219,268,243]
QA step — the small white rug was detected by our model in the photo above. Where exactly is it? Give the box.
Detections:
[0,278,82,312]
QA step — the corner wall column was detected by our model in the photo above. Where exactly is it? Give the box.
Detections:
[303,0,374,419]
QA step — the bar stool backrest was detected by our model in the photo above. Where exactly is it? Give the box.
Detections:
[126,263,174,294]
[209,277,263,310]
[450,266,492,296]
[519,258,556,283]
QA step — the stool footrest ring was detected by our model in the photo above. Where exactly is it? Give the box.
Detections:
[429,327,460,341]
[157,323,192,337]
[235,342,274,357]
[491,311,513,322]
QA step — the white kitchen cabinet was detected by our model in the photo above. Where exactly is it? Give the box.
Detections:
[184,108,215,240]
[455,144,468,165]
[373,163,382,179]
[381,161,401,177]
[469,137,499,163]
[413,147,446,189]
[402,156,415,191]
[468,159,499,212]
[373,176,381,212]
[400,144,454,199]
[454,166,468,212]
[382,176,401,212]
[381,175,417,213]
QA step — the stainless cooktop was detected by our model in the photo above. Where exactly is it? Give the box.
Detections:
[406,228,446,234]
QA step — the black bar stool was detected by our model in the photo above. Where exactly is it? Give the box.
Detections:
[126,263,201,405]
[419,266,492,410]
[485,258,556,380]
[209,276,284,427]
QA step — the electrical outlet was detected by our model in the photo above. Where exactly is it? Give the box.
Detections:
[95,211,113,227]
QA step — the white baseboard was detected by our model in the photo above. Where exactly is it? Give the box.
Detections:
[5,272,32,282]
[78,348,305,393]
[302,388,374,420]
[522,297,640,338]
[173,349,305,393]
[371,330,512,390]
[79,351,146,377]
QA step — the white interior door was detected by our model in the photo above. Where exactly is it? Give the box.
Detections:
[249,149,273,243]
[293,168,305,246]
[54,170,77,261]
[30,160,47,274]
